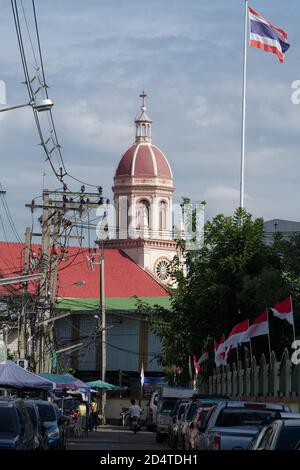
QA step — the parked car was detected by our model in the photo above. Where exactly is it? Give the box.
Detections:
[251,419,300,450]
[146,391,159,431]
[156,387,195,443]
[167,400,190,449]
[24,400,48,450]
[33,400,66,449]
[249,413,300,450]
[177,400,199,450]
[0,397,35,450]
[185,406,214,450]
[197,400,291,450]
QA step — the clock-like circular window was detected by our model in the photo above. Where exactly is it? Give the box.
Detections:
[155,259,171,282]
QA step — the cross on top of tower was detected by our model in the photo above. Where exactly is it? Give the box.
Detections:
[140,91,147,111]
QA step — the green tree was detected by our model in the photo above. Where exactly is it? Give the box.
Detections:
[137,208,293,373]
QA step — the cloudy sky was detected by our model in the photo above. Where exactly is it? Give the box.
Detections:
[0,0,299,241]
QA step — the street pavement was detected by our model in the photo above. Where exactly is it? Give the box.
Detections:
[66,425,169,450]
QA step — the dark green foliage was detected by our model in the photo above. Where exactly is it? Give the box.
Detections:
[137,209,298,374]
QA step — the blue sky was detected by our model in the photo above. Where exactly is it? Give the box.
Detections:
[0,0,299,240]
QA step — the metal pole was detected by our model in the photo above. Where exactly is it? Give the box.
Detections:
[249,338,253,365]
[267,309,272,364]
[240,0,248,209]
[290,295,296,342]
[39,190,51,373]
[0,102,30,112]
[100,242,106,424]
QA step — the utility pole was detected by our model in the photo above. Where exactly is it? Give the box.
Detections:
[47,211,61,373]
[18,227,31,360]
[39,190,51,373]
[99,242,106,424]
[26,187,105,373]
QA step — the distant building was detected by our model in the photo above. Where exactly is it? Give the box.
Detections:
[264,219,300,244]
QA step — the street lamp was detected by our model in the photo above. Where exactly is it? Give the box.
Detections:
[60,280,86,288]
[0,98,54,113]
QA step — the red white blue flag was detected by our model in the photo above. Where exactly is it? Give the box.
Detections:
[248,6,290,63]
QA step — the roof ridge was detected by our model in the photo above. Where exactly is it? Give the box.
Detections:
[118,249,169,295]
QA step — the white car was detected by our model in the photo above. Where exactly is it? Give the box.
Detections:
[146,391,159,431]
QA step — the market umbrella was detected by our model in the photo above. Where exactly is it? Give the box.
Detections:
[0,360,53,392]
[40,373,89,394]
[86,379,121,390]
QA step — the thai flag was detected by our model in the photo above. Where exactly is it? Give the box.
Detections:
[248,6,290,63]
[214,335,226,367]
[241,310,270,342]
[224,319,249,349]
[193,355,201,375]
[271,296,294,326]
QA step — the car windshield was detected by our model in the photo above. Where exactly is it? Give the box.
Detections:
[216,408,278,427]
[0,408,17,434]
[161,400,176,414]
[25,405,37,430]
[178,405,186,419]
[276,427,300,450]
[187,403,198,421]
[36,403,56,422]
[198,409,209,425]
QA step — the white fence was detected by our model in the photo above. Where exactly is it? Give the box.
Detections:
[198,349,300,399]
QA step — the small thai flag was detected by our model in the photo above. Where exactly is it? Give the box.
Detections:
[248,6,290,63]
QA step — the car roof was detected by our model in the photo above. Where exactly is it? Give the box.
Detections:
[279,412,300,419]
[279,419,300,427]
[30,400,55,408]
[0,397,23,406]
[24,400,39,408]
[216,400,288,410]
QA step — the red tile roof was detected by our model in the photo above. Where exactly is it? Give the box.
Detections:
[0,242,169,300]
[115,143,172,178]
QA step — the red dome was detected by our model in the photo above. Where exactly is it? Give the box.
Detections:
[115,143,172,179]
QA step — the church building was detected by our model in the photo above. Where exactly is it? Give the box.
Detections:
[0,93,179,384]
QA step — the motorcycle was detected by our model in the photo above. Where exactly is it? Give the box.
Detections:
[120,407,129,427]
[130,416,141,434]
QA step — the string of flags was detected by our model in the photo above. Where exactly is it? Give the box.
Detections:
[191,296,296,372]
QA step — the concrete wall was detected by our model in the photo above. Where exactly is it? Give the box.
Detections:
[105,397,149,424]
[56,312,164,374]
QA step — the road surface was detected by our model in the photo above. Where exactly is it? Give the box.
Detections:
[67,425,169,450]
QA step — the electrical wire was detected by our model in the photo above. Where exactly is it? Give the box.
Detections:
[0,183,22,243]
[11,0,105,190]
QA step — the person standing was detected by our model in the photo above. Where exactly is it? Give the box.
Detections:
[78,402,87,432]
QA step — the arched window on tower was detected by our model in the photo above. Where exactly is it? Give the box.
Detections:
[137,199,150,230]
[159,200,167,232]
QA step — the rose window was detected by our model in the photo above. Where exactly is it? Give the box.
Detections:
[155,260,170,282]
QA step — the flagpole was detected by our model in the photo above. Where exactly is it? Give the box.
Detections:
[267,309,272,364]
[249,338,253,365]
[290,295,296,342]
[240,0,248,208]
